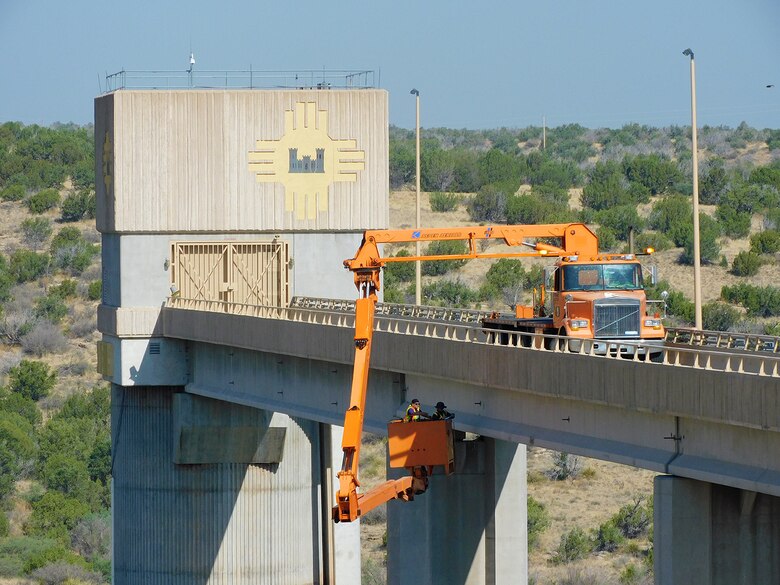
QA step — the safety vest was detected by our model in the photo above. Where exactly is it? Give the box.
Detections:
[404,403,421,422]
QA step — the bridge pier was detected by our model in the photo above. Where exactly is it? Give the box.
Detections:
[387,437,527,585]
[654,475,780,585]
[112,384,360,584]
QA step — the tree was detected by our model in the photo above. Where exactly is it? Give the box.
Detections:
[700,159,728,204]
[27,491,91,542]
[680,213,720,265]
[581,161,630,211]
[467,183,512,223]
[421,240,468,276]
[622,154,682,195]
[60,190,96,222]
[21,217,53,249]
[478,148,523,186]
[716,205,751,239]
[731,251,763,277]
[7,360,57,401]
[9,249,50,283]
[527,496,550,549]
[648,195,692,246]
[595,205,645,241]
[25,188,60,214]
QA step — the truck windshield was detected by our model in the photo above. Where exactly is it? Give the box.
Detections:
[562,264,643,291]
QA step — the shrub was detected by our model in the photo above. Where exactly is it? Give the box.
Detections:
[30,561,103,585]
[9,249,50,283]
[506,193,574,224]
[26,491,91,542]
[703,302,741,332]
[0,537,60,577]
[68,309,96,339]
[0,184,26,201]
[622,154,682,195]
[49,279,77,299]
[70,511,111,562]
[548,452,581,480]
[648,195,691,246]
[0,392,42,426]
[528,496,550,549]
[596,226,617,252]
[383,249,415,286]
[34,294,68,324]
[593,520,624,552]
[0,444,19,499]
[429,191,460,212]
[581,161,630,211]
[679,214,721,265]
[722,284,780,318]
[550,527,590,564]
[422,240,469,276]
[612,497,652,539]
[634,232,673,253]
[60,190,96,222]
[750,230,780,255]
[0,307,36,345]
[467,182,513,222]
[21,321,68,357]
[50,227,98,275]
[21,217,53,249]
[731,251,763,277]
[25,189,60,214]
[595,205,644,241]
[481,259,527,301]
[7,359,57,401]
[422,280,476,307]
[41,454,92,499]
[715,205,751,239]
[86,280,102,302]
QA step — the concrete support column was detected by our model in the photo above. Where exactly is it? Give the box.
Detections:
[387,437,527,585]
[654,475,780,585]
[112,385,328,584]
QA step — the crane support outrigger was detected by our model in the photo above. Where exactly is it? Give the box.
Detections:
[332,223,604,523]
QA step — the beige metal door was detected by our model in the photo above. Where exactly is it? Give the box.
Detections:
[171,241,289,307]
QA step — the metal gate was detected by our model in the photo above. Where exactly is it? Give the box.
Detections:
[170,241,289,307]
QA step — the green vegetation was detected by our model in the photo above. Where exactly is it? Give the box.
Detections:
[25,188,60,214]
[528,496,551,550]
[429,191,460,212]
[0,122,106,582]
[421,240,469,276]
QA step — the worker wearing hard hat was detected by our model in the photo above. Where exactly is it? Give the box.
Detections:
[404,398,430,422]
[431,401,454,421]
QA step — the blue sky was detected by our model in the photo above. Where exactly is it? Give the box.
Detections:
[1,0,778,130]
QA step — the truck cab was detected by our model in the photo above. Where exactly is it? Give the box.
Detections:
[549,255,664,354]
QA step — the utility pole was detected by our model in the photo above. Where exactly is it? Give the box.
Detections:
[683,48,703,330]
[411,89,422,305]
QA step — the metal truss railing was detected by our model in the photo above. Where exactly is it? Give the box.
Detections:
[165,296,780,378]
[104,69,377,92]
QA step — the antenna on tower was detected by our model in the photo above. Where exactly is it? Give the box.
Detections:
[187,50,195,87]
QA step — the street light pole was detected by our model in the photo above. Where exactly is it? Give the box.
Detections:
[683,48,703,330]
[411,88,422,305]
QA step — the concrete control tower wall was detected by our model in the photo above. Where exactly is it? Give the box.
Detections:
[95,89,388,233]
[97,88,387,584]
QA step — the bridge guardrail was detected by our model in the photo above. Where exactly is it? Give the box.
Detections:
[166,297,780,378]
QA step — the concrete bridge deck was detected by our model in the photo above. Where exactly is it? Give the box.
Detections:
[157,297,780,498]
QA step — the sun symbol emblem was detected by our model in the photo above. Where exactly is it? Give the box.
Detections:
[248,102,365,220]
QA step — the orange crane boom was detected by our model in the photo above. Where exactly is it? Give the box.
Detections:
[332,223,598,523]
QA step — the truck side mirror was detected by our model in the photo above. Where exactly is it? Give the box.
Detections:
[649,265,658,286]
